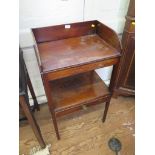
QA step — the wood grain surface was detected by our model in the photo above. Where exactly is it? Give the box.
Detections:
[50,72,110,113]
[19,96,135,155]
[38,34,119,73]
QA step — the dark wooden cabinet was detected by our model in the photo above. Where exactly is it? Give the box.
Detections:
[113,0,135,96]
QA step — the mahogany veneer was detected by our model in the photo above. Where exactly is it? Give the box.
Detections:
[32,20,121,139]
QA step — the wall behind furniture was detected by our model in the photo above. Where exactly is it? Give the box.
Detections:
[19,0,129,104]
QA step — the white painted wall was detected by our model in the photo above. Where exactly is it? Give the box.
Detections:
[19,0,130,104]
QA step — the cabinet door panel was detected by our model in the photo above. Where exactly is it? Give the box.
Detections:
[125,51,135,89]
[120,34,135,89]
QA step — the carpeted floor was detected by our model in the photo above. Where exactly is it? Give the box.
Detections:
[19,96,135,155]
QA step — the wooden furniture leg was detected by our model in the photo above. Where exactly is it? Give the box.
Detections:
[27,71,40,111]
[43,75,60,140]
[102,99,111,123]
[50,110,60,140]
[109,62,121,94]
[19,95,46,148]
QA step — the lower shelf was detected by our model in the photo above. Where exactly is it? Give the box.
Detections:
[50,71,111,117]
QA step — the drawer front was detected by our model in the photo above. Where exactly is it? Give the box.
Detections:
[45,57,119,81]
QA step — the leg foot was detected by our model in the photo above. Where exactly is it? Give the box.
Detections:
[102,100,111,123]
[51,111,60,140]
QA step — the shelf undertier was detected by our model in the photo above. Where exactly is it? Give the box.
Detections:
[49,71,111,117]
